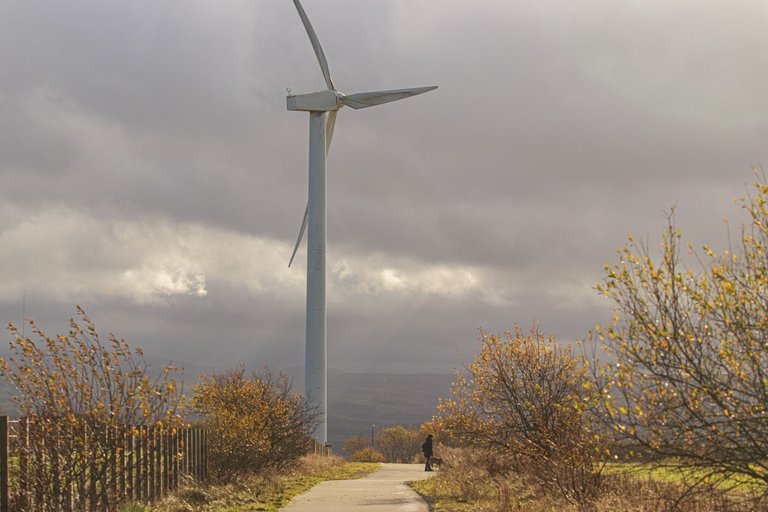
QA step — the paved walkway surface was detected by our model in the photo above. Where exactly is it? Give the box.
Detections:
[281,463,433,512]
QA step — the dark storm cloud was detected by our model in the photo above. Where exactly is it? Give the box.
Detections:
[1,0,767,373]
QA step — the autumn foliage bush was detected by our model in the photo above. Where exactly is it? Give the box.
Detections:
[191,367,319,480]
[436,326,603,506]
[344,425,423,463]
[0,307,184,512]
[343,435,370,455]
[351,447,386,463]
[593,174,768,490]
[378,425,423,463]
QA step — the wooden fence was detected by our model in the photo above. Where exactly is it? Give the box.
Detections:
[0,416,207,512]
[311,439,334,457]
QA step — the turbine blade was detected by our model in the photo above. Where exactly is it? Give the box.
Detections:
[291,0,336,91]
[341,86,437,109]
[288,205,309,268]
[326,110,337,154]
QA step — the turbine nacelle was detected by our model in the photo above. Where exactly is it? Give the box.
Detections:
[287,86,439,113]
[287,90,342,112]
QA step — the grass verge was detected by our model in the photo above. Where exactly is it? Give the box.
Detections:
[149,455,380,512]
[605,462,768,492]
[410,474,497,512]
[408,449,516,512]
[409,449,768,512]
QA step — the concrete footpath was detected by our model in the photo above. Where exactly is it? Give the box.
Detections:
[280,463,434,512]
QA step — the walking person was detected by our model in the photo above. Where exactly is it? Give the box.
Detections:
[422,434,434,472]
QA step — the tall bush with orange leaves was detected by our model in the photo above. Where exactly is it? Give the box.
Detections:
[378,425,422,463]
[436,326,603,506]
[0,307,184,512]
[595,172,768,489]
[191,368,319,480]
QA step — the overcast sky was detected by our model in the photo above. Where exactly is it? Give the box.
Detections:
[1,0,766,374]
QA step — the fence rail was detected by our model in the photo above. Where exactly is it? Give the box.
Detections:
[0,416,207,512]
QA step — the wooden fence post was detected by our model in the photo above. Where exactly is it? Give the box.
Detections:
[127,429,135,501]
[18,418,28,510]
[142,426,149,503]
[162,429,169,498]
[119,428,126,501]
[147,426,155,503]
[153,428,161,500]
[202,428,207,481]
[172,429,179,490]
[194,428,201,481]
[0,416,8,512]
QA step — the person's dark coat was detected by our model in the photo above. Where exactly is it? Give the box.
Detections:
[422,436,433,457]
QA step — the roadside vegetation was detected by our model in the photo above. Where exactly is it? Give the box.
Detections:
[411,449,767,512]
[413,172,768,511]
[191,367,319,480]
[149,455,378,512]
[1,310,370,512]
[1,308,185,511]
[345,424,425,463]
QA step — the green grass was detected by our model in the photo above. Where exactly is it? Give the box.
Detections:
[605,462,689,483]
[120,505,153,512]
[410,476,496,512]
[409,466,515,512]
[605,462,768,492]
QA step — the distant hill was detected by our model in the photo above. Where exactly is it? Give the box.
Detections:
[0,358,456,458]
[323,371,455,455]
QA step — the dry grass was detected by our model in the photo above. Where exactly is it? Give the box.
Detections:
[594,472,768,512]
[410,447,526,512]
[148,454,379,512]
[410,448,768,512]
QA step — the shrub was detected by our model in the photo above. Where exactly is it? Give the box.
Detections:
[436,326,603,506]
[415,447,768,512]
[594,174,768,489]
[409,447,508,510]
[191,367,319,479]
[378,425,422,463]
[352,447,386,463]
[343,435,370,455]
[0,307,184,512]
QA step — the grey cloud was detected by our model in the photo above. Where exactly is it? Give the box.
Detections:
[1,0,767,374]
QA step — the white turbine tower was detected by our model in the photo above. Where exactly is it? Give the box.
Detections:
[286,0,436,444]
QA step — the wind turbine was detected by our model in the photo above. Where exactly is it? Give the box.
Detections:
[286,0,436,443]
